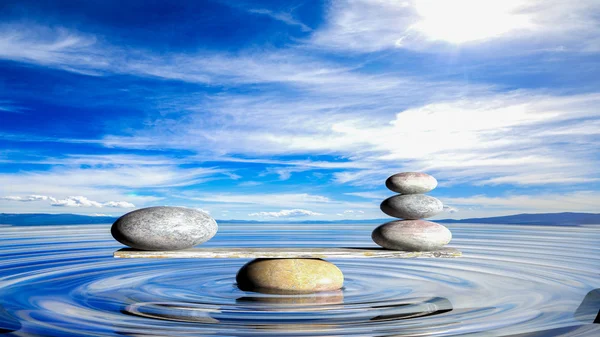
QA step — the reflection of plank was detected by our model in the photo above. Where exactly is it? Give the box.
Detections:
[114,247,462,259]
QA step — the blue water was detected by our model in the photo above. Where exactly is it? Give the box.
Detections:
[0,223,598,336]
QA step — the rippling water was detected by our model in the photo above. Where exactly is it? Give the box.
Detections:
[0,222,598,336]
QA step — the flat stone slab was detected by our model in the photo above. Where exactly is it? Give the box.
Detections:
[113,247,462,259]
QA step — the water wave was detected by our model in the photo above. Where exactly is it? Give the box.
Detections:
[0,223,598,336]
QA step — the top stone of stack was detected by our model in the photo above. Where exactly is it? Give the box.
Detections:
[385,172,437,194]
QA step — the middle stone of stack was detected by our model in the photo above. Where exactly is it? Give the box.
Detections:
[372,172,452,251]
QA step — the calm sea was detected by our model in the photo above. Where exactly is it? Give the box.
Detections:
[0,222,598,336]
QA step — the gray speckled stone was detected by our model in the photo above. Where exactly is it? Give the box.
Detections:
[111,206,217,251]
[385,172,437,194]
[372,220,451,251]
[380,194,443,219]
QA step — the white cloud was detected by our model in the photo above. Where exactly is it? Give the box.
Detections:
[1,195,49,201]
[310,0,600,52]
[99,91,600,190]
[2,195,135,208]
[336,209,366,216]
[0,24,105,75]
[103,201,136,208]
[443,205,459,213]
[50,196,104,207]
[0,160,239,214]
[0,164,231,199]
[260,166,311,180]
[327,92,600,187]
[410,0,535,44]
[248,209,323,218]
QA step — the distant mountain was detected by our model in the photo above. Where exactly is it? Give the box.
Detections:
[436,212,600,226]
[0,212,598,226]
[0,213,118,226]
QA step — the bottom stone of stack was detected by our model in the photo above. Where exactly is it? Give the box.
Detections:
[372,220,452,252]
[236,258,344,294]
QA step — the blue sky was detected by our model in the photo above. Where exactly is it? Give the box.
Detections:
[1,0,599,220]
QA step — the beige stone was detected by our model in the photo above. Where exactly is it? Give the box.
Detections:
[236,258,344,294]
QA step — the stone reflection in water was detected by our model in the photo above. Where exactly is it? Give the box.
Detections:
[575,289,600,324]
[236,290,344,308]
[235,295,456,332]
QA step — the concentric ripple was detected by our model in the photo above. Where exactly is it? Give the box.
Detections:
[0,223,599,336]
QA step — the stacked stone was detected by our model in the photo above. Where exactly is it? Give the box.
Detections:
[372,172,452,251]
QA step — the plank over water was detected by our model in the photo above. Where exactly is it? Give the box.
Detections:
[114,247,462,259]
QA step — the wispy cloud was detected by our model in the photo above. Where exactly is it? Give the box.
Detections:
[1,195,135,208]
[103,201,136,208]
[177,193,331,206]
[237,181,262,187]
[248,209,323,218]
[336,209,366,217]
[443,205,459,213]
[0,162,236,214]
[344,191,389,199]
[260,166,311,180]
[248,8,312,32]
[0,100,26,113]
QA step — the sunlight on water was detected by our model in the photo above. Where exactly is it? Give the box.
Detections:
[0,223,598,336]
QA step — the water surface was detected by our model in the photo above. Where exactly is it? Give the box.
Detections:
[0,223,598,336]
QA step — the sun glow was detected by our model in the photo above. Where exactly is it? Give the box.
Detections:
[411,0,535,44]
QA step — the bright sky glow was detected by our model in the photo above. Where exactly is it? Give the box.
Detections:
[412,0,535,43]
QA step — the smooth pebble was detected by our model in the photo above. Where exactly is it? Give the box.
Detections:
[111,206,217,251]
[372,220,452,251]
[385,172,438,194]
[236,258,344,294]
[380,194,443,219]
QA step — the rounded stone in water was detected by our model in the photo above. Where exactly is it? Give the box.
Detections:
[236,258,344,294]
[385,172,437,194]
[111,206,217,251]
[380,194,443,219]
[372,220,452,251]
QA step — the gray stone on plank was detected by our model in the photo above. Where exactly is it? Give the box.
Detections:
[385,172,438,194]
[380,194,443,219]
[372,220,452,251]
[111,206,217,251]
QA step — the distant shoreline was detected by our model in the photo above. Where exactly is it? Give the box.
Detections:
[1,212,598,226]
